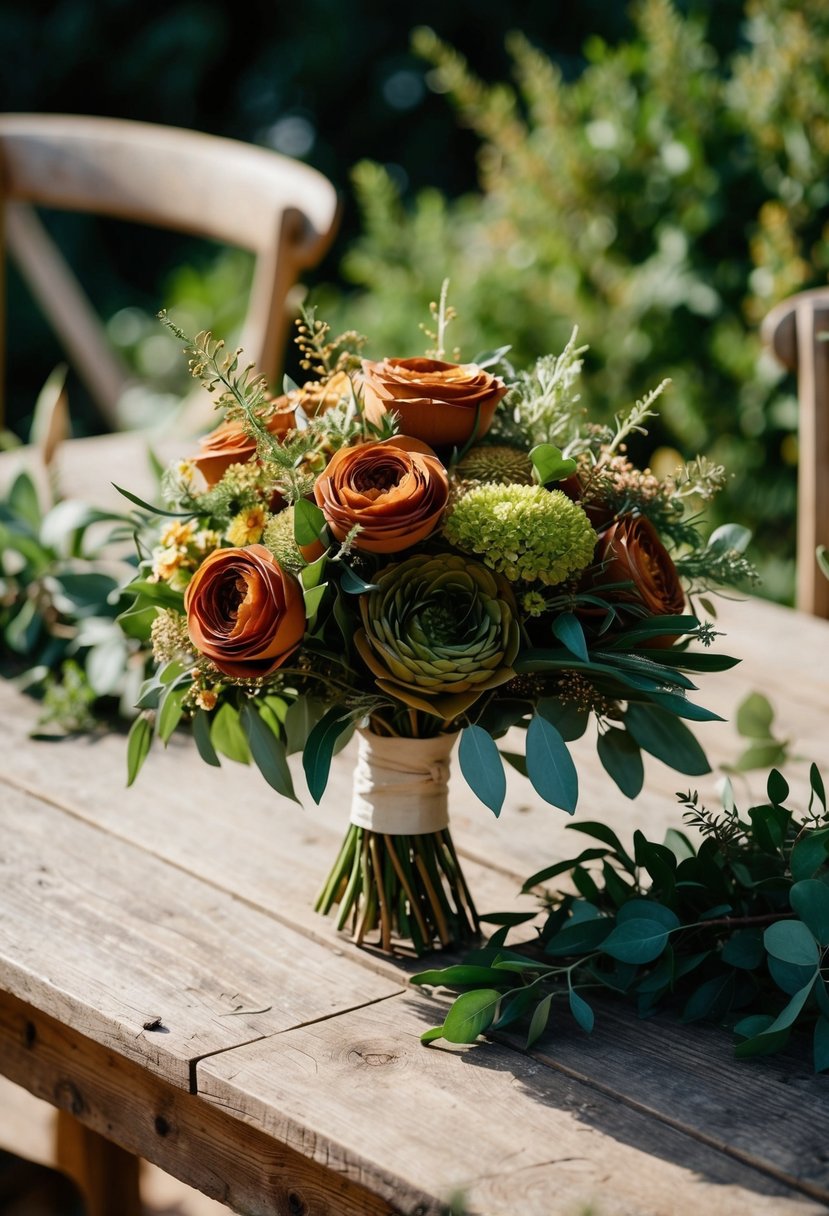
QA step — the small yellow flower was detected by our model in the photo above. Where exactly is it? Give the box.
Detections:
[175,459,196,482]
[194,688,218,711]
[227,506,267,546]
[159,519,196,548]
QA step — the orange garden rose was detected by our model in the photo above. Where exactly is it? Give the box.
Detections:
[184,544,305,678]
[593,514,686,645]
[361,357,507,448]
[313,436,449,554]
[192,402,296,487]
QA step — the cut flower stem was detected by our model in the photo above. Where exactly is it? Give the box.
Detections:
[314,823,480,955]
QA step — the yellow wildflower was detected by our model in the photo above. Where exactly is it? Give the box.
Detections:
[159,519,196,549]
[227,506,267,546]
[194,688,218,711]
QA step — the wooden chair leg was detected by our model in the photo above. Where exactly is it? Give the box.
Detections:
[56,1109,143,1216]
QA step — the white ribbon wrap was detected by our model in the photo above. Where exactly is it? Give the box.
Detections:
[349,729,458,835]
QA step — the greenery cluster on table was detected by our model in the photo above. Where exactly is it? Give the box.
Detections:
[415,764,829,1072]
[0,467,139,732]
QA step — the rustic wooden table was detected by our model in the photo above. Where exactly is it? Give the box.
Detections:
[1,445,828,1215]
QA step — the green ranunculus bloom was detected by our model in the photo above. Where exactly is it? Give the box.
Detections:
[354,553,520,719]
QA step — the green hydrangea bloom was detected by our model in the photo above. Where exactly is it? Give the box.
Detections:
[444,483,596,585]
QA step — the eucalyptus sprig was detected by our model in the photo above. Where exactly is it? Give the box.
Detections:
[415,764,829,1072]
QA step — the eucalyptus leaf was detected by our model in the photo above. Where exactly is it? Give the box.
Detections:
[412,965,514,988]
[459,724,506,816]
[240,703,297,801]
[764,919,820,968]
[682,971,735,1023]
[601,917,671,964]
[157,684,188,744]
[525,714,578,813]
[526,993,554,1047]
[338,563,379,594]
[597,727,644,799]
[303,704,353,803]
[767,768,789,806]
[210,703,251,765]
[735,691,775,740]
[551,612,588,661]
[441,989,501,1044]
[568,988,595,1033]
[790,827,829,882]
[193,709,221,767]
[624,702,711,776]
[789,881,829,946]
[126,713,153,786]
[545,917,612,956]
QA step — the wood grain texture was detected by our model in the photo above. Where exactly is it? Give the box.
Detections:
[0,784,400,1086]
[0,1077,232,1215]
[504,996,829,1203]
[197,992,822,1216]
[0,991,393,1216]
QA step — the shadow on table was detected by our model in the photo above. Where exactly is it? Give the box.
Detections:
[404,991,828,1208]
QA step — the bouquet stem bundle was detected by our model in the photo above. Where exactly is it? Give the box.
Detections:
[314,727,479,954]
[314,823,479,954]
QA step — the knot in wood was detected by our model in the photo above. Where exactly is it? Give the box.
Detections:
[55,1079,85,1116]
[346,1041,405,1070]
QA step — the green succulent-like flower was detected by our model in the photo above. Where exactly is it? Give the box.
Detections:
[444,483,597,585]
[355,553,520,719]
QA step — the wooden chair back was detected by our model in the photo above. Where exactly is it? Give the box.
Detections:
[762,287,829,618]
[0,113,339,434]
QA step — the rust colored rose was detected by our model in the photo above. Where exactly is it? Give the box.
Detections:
[361,356,507,448]
[313,436,449,554]
[184,544,305,678]
[192,401,296,487]
[593,514,685,645]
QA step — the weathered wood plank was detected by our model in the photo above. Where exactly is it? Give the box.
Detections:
[197,993,822,1216]
[504,996,829,1202]
[0,785,400,1087]
[0,1076,232,1215]
[0,991,394,1216]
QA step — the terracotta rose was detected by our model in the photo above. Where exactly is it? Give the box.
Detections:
[361,357,507,448]
[192,402,296,487]
[184,544,305,678]
[313,436,449,554]
[593,514,685,646]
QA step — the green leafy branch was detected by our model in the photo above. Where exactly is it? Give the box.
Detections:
[415,764,829,1072]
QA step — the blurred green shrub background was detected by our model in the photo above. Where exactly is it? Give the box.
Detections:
[4,0,829,601]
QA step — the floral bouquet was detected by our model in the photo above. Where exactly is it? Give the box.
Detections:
[120,293,753,955]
